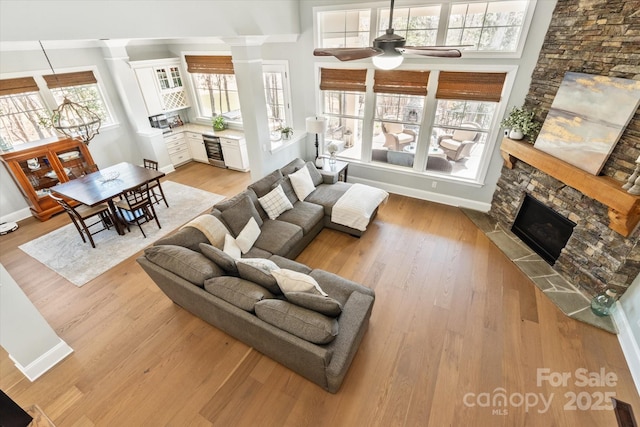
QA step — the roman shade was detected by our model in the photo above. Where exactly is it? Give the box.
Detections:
[185,55,235,74]
[320,68,367,92]
[43,71,97,89]
[435,72,507,102]
[373,70,430,96]
[0,77,39,96]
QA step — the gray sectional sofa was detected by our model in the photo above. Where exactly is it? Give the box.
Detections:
[137,158,382,392]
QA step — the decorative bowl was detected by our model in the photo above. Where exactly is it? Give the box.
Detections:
[99,171,120,183]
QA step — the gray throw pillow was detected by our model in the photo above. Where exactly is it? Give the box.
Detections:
[205,276,274,312]
[199,243,239,275]
[249,169,284,198]
[305,162,324,187]
[144,245,224,287]
[279,158,306,176]
[254,299,339,344]
[273,176,298,205]
[285,292,343,317]
[220,194,263,237]
[154,227,209,252]
[236,259,281,294]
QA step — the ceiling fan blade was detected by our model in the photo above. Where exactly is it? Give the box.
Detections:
[401,47,463,58]
[314,47,383,61]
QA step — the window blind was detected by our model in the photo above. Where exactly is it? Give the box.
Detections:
[185,55,235,74]
[43,71,97,89]
[436,72,507,102]
[319,68,367,92]
[373,70,430,96]
[0,77,39,96]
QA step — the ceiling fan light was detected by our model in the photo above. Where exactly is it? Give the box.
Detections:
[372,53,404,70]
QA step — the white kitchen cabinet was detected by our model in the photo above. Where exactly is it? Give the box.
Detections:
[164,132,190,167]
[220,137,250,172]
[133,59,189,116]
[186,132,208,163]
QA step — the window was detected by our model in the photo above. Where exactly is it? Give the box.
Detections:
[0,72,112,148]
[372,70,429,169]
[320,68,367,160]
[317,1,533,54]
[318,9,371,48]
[378,5,441,46]
[263,62,292,132]
[446,1,529,51]
[0,77,56,146]
[44,71,113,126]
[432,71,506,178]
[185,55,242,123]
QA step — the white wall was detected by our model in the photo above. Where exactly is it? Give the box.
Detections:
[0,264,73,380]
[620,275,640,349]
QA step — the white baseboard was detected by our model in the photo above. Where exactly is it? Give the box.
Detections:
[348,176,491,212]
[613,302,640,395]
[1,207,32,225]
[9,339,73,382]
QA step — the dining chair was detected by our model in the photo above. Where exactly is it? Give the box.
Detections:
[49,193,114,248]
[143,158,168,207]
[115,182,161,238]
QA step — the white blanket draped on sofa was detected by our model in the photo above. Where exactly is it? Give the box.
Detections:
[331,183,389,231]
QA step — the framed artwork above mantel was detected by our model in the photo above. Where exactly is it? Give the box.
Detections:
[533,72,640,175]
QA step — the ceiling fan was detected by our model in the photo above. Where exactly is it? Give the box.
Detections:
[314,0,465,70]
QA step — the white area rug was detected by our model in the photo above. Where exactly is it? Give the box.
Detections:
[19,181,225,287]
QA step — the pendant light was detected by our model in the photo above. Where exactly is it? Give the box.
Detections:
[40,41,101,144]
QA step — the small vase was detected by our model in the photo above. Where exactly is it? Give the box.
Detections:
[329,152,336,165]
[509,129,524,140]
[590,288,617,317]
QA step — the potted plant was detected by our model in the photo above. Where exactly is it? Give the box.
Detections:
[212,115,226,131]
[500,106,542,141]
[281,126,293,140]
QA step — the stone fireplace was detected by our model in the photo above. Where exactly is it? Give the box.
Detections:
[512,194,576,265]
[487,0,639,302]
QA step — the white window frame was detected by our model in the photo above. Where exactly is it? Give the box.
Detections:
[314,0,537,59]
[314,62,518,186]
[263,61,293,131]
[0,66,117,147]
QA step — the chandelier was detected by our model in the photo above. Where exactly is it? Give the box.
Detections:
[40,41,101,144]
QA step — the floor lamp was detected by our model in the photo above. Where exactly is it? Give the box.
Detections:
[306,116,326,168]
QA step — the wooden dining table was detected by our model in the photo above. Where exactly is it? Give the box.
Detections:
[51,162,165,235]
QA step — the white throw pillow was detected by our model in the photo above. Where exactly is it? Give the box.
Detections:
[271,268,328,296]
[235,217,261,254]
[258,184,293,220]
[289,166,316,201]
[180,214,229,249]
[223,233,242,259]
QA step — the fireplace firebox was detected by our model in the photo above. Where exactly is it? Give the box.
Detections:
[512,194,576,265]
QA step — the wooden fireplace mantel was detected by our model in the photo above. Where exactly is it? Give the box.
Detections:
[500,137,640,237]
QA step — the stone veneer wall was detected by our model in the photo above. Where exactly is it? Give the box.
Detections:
[489,0,640,297]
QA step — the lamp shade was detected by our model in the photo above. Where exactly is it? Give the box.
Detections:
[306,116,326,134]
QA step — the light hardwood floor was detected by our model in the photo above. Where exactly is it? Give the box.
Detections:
[1,162,638,426]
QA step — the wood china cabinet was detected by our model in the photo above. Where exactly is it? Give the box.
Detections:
[0,137,96,221]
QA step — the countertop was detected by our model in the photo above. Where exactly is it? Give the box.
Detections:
[162,123,244,140]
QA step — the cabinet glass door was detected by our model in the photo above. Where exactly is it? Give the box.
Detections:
[169,66,182,88]
[53,147,91,179]
[155,68,170,90]
[19,154,60,199]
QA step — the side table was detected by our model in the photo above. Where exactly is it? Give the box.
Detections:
[319,158,349,182]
